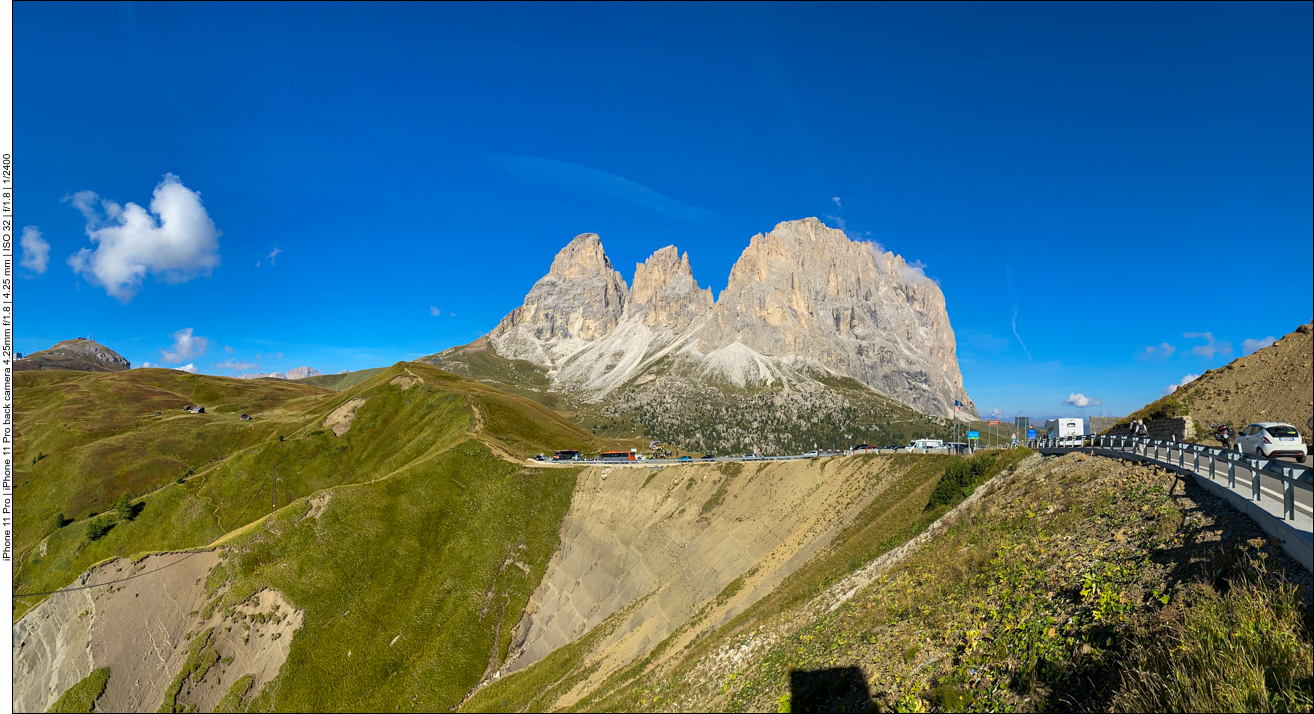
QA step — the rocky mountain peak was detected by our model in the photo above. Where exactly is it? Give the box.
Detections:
[627,245,713,331]
[488,234,629,367]
[482,219,974,419]
[698,218,972,417]
[548,233,617,281]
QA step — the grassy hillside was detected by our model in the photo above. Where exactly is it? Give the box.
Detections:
[204,439,578,712]
[1110,323,1313,442]
[290,367,388,391]
[463,450,1030,712]
[12,362,623,620]
[562,452,1311,713]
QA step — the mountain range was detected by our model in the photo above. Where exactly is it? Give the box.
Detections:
[433,217,975,452]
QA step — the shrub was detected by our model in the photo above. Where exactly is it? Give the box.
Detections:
[925,453,998,511]
[114,494,135,522]
[54,513,67,529]
[85,520,113,542]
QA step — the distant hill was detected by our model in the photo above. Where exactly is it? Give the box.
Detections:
[1113,322,1313,440]
[15,338,130,373]
[290,367,388,391]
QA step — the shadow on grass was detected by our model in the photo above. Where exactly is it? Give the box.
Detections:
[790,667,873,713]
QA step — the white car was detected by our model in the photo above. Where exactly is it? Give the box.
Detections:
[1236,422,1308,461]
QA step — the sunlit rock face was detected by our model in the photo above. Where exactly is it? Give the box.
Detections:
[488,233,630,369]
[486,218,975,419]
[698,218,971,418]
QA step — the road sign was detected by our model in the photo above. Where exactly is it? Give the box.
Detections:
[1027,428,1037,439]
[987,420,1000,426]
[967,430,980,439]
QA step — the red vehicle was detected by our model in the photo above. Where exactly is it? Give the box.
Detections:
[598,451,636,462]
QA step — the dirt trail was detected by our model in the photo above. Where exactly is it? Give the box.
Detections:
[493,456,902,703]
[11,551,302,712]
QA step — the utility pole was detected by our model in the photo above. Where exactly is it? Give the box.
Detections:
[272,464,278,515]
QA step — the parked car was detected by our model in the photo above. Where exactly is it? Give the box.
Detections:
[1236,422,1308,461]
[700,454,716,461]
[744,453,761,460]
[678,455,692,461]
[803,450,819,457]
[882,445,902,451]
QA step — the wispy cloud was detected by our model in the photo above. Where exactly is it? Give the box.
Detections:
[1006,261,1031,361]
[1183,332,1232,359]
[1162,373,1199,395]
[176,363,199,374]
[20,227,50,274]
[1063,393,1102,408]
[1138,342,1177,361]
[216,358,258,371]
[1242,336,1276,355]
[65,174,221,302]
[430,306,442,317]
[490,154,713,222]
[161,327,210,364]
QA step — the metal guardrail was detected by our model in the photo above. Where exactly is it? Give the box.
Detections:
[1029,435,1313,522]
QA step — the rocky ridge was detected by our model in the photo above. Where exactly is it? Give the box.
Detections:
[486,218,974,419]
[14,338,131,373]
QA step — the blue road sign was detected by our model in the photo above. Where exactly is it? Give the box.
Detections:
[967,430,980,439]
[1027,428,1037,439]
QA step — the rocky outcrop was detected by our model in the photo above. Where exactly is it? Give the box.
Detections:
[483,219,975,419]
[488,233,629,370]
[697,218,971,417]
[14,338,131,372]
[627,246,714,332]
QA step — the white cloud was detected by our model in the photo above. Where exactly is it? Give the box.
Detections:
[216,358,257,371]
[65,174,221,302]
[1242,336,1276,355]
[831,196,842,208]
[224,345,234,353]
[161,327,210,364]
[1138,342,1176,361]
[430,306,442,317]
[134,361,156,369]
[176,363,199,374]
[1063,393,1102,408]
[20,226,50,274]
[266,246,282,266]
[1183,332,1232,359]
[1162,373,1200,395]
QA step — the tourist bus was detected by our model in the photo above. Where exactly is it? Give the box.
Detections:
[597,451,637,462]
[552,450,582,461]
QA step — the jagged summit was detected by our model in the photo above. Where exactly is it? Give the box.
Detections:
[488,233,629,369]
[628,245,714,331]
[481,218,975,420]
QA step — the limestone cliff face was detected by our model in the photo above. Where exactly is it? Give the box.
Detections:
[698,218,972,417]
[488,233,629,369]
[551,245,713,394]
[484,219,974,419]
[627,246,714,332]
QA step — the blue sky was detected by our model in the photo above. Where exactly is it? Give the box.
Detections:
[14,2,1312,420]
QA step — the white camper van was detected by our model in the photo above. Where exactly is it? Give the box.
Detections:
[1053,418,1085,438]
[908,438,944,450]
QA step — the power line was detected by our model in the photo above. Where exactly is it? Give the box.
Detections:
[14,550,205,598]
